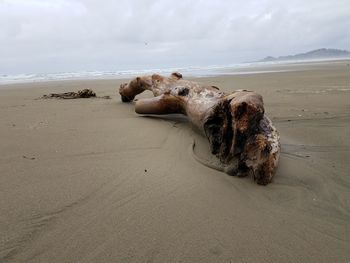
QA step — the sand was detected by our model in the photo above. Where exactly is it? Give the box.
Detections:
[1,61,350,262]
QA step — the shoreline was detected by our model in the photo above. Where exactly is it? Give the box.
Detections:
[1,58,349,87]
[1,60,349,262]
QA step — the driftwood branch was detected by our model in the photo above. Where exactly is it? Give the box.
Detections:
[119,73,280,185]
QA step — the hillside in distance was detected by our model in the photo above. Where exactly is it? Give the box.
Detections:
[260,48,350,62]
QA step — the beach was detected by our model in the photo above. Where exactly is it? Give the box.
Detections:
[1,60,350,262]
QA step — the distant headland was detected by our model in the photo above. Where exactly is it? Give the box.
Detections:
[259,48,350,62]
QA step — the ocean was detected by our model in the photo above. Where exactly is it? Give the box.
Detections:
[0,58,344,85]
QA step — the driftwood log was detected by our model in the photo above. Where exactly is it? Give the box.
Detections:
[119,73,280,185]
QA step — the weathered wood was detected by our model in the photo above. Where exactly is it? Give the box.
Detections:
[119,73,280,185]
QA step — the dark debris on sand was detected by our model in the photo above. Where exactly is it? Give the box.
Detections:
[41,89,111,99]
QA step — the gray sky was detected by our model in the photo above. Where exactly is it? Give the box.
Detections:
[1,0,349,74]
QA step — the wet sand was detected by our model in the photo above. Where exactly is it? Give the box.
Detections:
[1,61,350,262]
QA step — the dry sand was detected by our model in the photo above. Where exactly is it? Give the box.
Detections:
[1,61,350,262]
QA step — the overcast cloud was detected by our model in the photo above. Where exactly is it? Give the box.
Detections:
[1,0,349,74]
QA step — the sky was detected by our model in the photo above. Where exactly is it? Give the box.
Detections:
[1,0,350,74]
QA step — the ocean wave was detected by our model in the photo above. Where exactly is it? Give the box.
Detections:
[0,59,338,85]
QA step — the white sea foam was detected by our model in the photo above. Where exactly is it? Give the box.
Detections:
[0,58,346,85]
[0,66,280,85]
